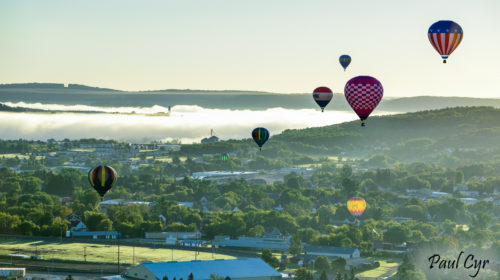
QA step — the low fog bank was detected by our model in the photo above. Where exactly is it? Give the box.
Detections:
[0,105,395,143]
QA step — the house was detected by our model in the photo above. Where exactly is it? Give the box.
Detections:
[462,191,479,198]
[178,202,194,208]
[430,192,452,200]
[65,213,82,224]
[263,227,283,239]
[70,221,87,232]
[122,258,281,280]
[460,198,477,204]
[302,244,360,259]
[59,196,74,205]
[99,199,153,213]
[453,184,469,192]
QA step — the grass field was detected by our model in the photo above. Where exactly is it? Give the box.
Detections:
[0,239,235,265]
[356,260,399,278]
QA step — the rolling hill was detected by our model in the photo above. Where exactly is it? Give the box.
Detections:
[1,83,500,111]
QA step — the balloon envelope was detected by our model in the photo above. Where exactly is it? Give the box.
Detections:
[344,76,383,123]
[88,165,117,197]
[347,197,367,217]
[312,87,333,112]
[428,20,463,63]
[339,55,351,71]
[252,127,269,149]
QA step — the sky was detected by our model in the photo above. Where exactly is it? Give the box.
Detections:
[1,0,499,97]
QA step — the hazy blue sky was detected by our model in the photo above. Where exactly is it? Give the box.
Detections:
[1,0,499,97]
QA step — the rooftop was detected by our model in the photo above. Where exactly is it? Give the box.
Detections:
[138,258,281,280]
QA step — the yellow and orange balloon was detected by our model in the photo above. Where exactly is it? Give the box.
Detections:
[347,197,366,217]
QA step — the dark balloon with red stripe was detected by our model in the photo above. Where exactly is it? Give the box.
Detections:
[428,20,463,63]
[252,127,269,150]
[344,76,383,126]
[312,87,333,112]
[88,165,117,197]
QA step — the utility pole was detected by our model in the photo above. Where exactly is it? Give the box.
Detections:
[117,237,120,274]
[133,246,135,265]
[84,247,87,262]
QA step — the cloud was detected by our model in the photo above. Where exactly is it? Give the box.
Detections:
[0,103,395,143]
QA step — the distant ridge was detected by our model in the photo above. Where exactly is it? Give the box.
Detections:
[0,83,120,92]
[1,83,500,111]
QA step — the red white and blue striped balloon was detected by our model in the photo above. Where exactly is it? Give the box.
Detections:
[312,87,333,112]
[428,20,463,63]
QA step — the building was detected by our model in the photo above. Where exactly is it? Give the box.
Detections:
[145,232,201,240]
[460,198,477,204]
[213,236,290,251]
[70,231,121,239]
[122,258,281,280]
[0,268,26,279]
[302,244,360,259]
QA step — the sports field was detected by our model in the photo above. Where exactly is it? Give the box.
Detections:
[0,239,235,265]
[356,260,399,279]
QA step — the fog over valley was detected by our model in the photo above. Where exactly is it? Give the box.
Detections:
[0,104,390,143]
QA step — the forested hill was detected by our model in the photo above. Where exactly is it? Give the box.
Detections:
[184,106,500,163]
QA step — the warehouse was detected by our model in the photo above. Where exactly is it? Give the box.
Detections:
[122,258,281,280]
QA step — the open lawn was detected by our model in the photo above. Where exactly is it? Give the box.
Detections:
[0,239,235,265]
[0,153,29,159]
[356,260,399,278]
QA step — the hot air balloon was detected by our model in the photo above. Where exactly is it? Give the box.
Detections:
[88,165,117,199]
[312,87,333,112]
[344,76,383,127]
[339,55,351,71]
[347,197,366,217]
[252,127,269,151]
[428,20,463,63]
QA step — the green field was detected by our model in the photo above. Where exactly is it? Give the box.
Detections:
[0,239,235,265]
[356,260,399,278]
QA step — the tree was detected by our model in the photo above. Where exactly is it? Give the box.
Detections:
[289,235,302,255]
[317,205,335,225]
[295,268,313,280]
[471,212,492,230]
[210,274,223,280]
[331,257,347,272]
[261,249,279,268]
[65,275,73,280]
[188,273,193,280]
[314,256,330,272]
[84,211,113,231]
[319,271,328,280]
[162,277,168,280]
[383,224,411,244]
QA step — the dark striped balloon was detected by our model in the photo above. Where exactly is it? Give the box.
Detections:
[252,127,269,150]
[88,165,117,197]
